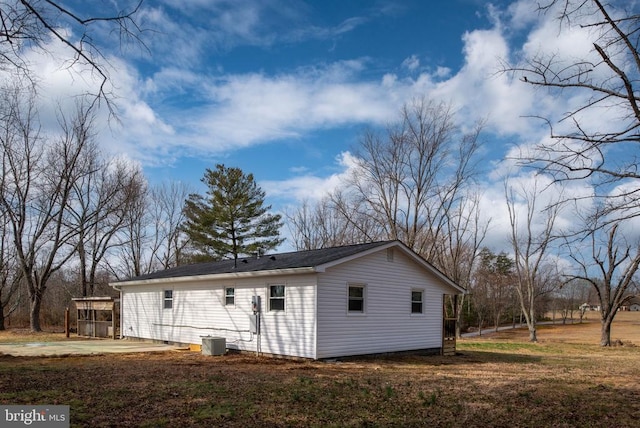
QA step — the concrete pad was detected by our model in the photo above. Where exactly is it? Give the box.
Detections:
[0,340,181,357]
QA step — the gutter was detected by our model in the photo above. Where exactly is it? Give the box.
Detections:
[110,266,317,288]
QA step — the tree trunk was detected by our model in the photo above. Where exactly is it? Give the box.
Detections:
[29,293,43,332]
[455,294,464,339]
[527,310,537,342]
[0,290,4,330]
[600,318,612,347]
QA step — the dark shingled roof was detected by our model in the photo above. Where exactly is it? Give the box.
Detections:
[118,241,395,283]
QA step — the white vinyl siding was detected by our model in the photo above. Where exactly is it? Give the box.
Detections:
[316,249,450,359]
[120,274,317,359]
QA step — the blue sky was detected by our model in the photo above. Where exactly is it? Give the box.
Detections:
[12,0,629,251]
[129,0,521,184]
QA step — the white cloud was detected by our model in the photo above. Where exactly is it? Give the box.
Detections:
[382,73,398,87]
[151,0,369,55]
[506,1,539,29]
[136,6,206,66]
[520,2,598,64]
[412,22,541,140]
[434,66,451,78]
[6,31,440,167]
[145,64,423,157]
[401,55,420,72]
[262,151,359,202]
[0,30,177,165]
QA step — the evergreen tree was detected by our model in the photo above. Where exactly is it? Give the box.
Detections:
[182,164,284,262]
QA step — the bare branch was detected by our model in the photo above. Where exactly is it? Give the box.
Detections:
[1,1,145,115]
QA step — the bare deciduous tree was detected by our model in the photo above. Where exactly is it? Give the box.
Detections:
[0,87,97,331]
[286,196,376,250]
[474,248,516,332]
[503,0,640,345]
[553,276,591,324]
[340,98,484,255]
[507,0,640,224]
[287,98,487,273]
[431,191,488,337]
[110,181,149,279]
[109,180,190,280]
[567,221,640,345]
[149,181,191,269]
[67,120,147,296]
[0,211,23,330]
[505,176,563,342]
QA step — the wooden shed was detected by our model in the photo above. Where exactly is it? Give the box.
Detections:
[72,297,119,339]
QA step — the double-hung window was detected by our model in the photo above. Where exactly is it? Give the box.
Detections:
[225,287,235,306]
[163,290,173,309]
[348,284,365,313]
[411,290,423,314]
[269,285,285,311]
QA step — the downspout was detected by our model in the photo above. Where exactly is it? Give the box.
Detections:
[119,289,122,339]
[314,277,319,360]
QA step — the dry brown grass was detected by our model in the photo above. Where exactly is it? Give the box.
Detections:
[495,311,640,345]
[0,314,639,427]
[0,328,87,343]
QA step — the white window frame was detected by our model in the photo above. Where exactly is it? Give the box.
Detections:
[163,289,173,310]
[411,289,424,314]
[347,283,366,314]
[268,284,285,312]
[224,287,235,306]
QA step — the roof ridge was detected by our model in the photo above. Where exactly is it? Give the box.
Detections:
[267,239,395,256]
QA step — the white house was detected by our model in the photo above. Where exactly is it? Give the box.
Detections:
[622,297,640,311]
[111,240,464,359]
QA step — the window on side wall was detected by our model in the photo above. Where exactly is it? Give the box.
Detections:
[225,287,235,306]
[348,284,365,313]
[411,290,423,314]
[269,285,285,311]
[163,290,173,309]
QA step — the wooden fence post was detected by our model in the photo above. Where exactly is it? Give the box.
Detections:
[65,307,70,338]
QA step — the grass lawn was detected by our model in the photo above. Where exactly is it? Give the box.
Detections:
[0,313,638,427]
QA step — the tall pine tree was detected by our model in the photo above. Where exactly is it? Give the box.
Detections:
[182,164,284,263]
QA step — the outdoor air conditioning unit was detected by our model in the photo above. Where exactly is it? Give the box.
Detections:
[201,336,226,356]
